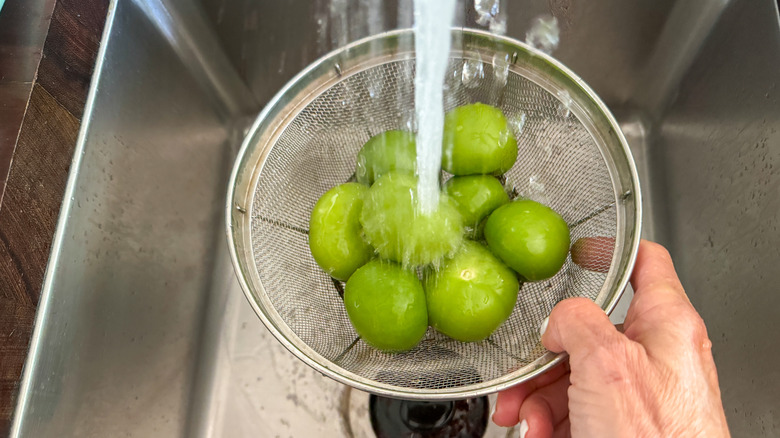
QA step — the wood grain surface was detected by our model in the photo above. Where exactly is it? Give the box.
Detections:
[0,0,57,205]
[0,0,109,432]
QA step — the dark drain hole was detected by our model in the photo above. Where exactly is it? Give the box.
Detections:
[369,394,488,438]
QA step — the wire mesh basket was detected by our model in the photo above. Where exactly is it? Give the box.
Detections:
[226,29,641,399]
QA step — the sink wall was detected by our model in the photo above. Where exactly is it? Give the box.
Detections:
[656,0,780,434]
[11,1,237,435]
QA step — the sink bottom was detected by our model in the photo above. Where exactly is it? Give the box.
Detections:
[191,259,517,437]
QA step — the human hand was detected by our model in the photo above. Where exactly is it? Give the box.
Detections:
[492,240,731,437]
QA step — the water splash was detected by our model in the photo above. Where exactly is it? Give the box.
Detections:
[474,0,498,25]
[492,52,510,87]
[509,112,527,136]
[367,70,384,99]
[317,0,385,55]
[474,0,507,35]
[527,175,548,204]
[398,0,414,29]
[543,143,553,160]
[461,57,485,89]
[414,0,456,214]
[365,0,384,36]
[556,89,572,118]
[489,16,507,35]
[316,15,328,54]
[529,175,545,192]
[443,64,461,109]
[328,0,349,49]
[404,114,417,133]
[525,14,560,55]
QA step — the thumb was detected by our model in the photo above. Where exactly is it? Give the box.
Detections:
[541,297,623,360]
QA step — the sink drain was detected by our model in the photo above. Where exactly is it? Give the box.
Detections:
[345,388,518,438]
[370,395,488,437]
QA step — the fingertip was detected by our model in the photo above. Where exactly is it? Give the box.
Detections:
[519,401,554,438]
[542,297,618,357]
[540,297,590,352]
[493,363,570,428]
[492,411,518,428]
[638,239,672,261]
[492,386,524,427]
[629,239,689,307]
[631,240,680,290]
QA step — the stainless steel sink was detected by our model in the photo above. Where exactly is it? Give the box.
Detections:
[11,0,780,436]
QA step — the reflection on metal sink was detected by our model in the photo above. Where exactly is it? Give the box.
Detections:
[11,0,780,436]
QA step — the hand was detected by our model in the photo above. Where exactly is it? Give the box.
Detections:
[492,240,731,437]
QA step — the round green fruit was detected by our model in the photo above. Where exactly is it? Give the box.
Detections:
[484,199,570,282]
[442,103,518,175]
[443,175,509,237]
[308,182,374,280]
[355,130,417,185]
[360,172,463,267]
[344,260,428,352]
[424,241,519,342]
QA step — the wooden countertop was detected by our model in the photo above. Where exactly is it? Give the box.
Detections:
[0,0,109,432]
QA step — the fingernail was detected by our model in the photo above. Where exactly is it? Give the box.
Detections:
[519,418,529,438]
[539,317,549,336]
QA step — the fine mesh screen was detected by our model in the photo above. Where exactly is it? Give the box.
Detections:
[246,56,619,393]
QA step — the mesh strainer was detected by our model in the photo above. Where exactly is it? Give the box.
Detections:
[226,29,641,400]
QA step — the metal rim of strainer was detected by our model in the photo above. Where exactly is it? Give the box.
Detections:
[226,28,642,400]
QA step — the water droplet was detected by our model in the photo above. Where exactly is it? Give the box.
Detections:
[510,112,527,136]
[367,79,382,99]
[404,116,417,132]
[528,175,548,203]
[443,148,454,167]
[556,89,572,118]
[489,18,507,35]
[461,58,484,88]
[492,52,510,87]
[525,14,560,55]
[474,0,499,26]
[543,144,553,160]
[529,175,544,192]
[474,0,506,34]
[499,128,510,146]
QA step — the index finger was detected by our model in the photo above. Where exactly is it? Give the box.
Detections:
[629,240,686,303]
[623,240,703,350]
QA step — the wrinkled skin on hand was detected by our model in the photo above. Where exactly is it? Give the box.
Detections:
[492,240,731,438]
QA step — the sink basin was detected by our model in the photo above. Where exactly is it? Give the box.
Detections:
[11,0,780,436]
